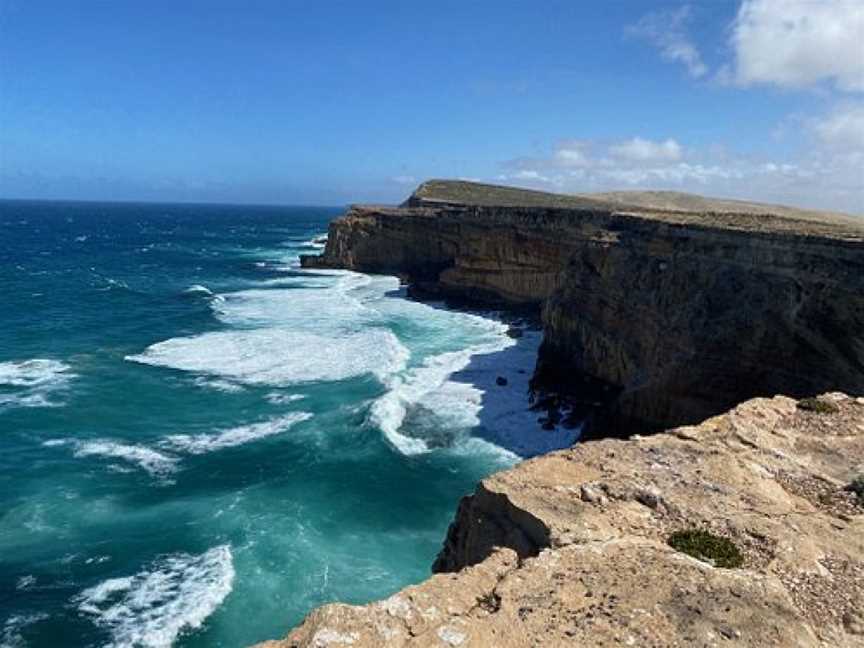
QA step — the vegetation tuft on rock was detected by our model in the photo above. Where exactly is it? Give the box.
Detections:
[476,591,501,613]
[848,476,864,504]
[668,529,744,568]
[796,397,840,414]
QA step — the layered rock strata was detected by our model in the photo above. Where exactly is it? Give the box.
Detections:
[302,180,864,437]
[258,394,864,647]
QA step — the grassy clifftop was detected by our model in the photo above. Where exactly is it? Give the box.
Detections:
[406,179,864,238]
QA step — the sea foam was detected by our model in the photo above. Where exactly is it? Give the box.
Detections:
[371,339,512,455]
[2,612,49,648]
[162,412,312,454]
[44,439,180,477]
[127,270,409,388]
[0,359,76,410]
[183,284,225,303]
[183,284,215,297]
[126,328,409,387]
[75,545,234,648]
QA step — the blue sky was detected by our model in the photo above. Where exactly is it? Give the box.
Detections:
[1,0,862,211]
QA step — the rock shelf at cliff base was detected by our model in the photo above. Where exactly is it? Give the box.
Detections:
[259,393,864,647]
[302,179,864,440]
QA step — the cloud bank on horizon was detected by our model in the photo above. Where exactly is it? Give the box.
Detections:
[0,0,862,213]
[499,0,864,213]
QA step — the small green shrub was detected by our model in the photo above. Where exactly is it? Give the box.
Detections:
[848,476,864,504]
[797,397,839,414]
[476,591,501,612]
[668,529,744,568]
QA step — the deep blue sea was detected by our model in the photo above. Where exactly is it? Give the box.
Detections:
[0,200,576,648]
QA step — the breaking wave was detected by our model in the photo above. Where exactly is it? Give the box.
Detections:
[75,545,234,648]
[2,612,49,648]
[0,359,76,411]
[43,439,180,477]
[162,412,312,454]
[371,340,512,455]
[126,329,408,387]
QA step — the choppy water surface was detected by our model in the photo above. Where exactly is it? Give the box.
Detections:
[0,200,576,647]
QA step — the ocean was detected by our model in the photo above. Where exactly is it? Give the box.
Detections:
[0,200,577,648]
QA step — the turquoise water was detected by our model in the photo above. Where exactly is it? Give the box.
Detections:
[0,200,573,648]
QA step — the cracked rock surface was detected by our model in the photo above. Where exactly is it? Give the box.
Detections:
[256,394,863,647]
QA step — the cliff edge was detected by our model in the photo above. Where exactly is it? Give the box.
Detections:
[259,393,864,647]
[262,182,864,647]
[302,180,864,438]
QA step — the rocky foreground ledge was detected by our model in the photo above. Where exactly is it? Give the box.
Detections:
[259,394,864,647]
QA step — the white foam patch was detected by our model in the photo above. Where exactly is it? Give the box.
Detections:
[265,392,306,405]
[131,262,575,461]
[162,412,312,454]
[184,284,214,297]
[371,337,514,455]
[184,284,225,303]
[75,545,234,648]
[447,330,580,457]
[2,612,49,648]
[211,282,376,329]
[127,328,408,387]
[44,439,179,477]
[373,328,579,459]
[192,377,245,393]
[0,359,75,411]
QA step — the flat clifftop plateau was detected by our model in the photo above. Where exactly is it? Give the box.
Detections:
[407,179,864,237]
[302,180,864,438]
[258,394,864,647]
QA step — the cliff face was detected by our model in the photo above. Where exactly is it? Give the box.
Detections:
[265,182,864,647]
[259,393,864,647]
[303,181,864,437]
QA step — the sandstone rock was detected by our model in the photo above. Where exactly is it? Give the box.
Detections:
[579,484,606,505]
[259,394,864,647]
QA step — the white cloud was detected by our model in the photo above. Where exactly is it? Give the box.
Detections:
[505,169,559,185]
[609,137,682,162]
[498,135,864,213]
[391,175,417,185]
[626,6,708,78]
[605,1,864,212]
[553,140,592,167]
[730,0,864,92]
[811,103,864,150]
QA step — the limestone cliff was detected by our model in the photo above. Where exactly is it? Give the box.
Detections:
[302,180,864,438]
[258,393,864,647]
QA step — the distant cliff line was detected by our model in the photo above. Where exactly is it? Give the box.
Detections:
[301,179,864,439]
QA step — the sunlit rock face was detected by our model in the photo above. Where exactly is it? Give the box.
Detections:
[260,394,864,648]
[302,180,864,438]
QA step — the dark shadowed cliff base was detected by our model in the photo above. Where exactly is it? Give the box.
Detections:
[302,179,864,440]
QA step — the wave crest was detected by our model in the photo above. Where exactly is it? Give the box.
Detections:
[44,439,180,477]
[75,545,234,648]
[0,359,76,411]
[162,412,312,454]
[126,329,408,387]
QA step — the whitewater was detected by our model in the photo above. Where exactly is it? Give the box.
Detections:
[0,200,577,647]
